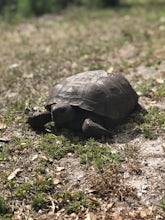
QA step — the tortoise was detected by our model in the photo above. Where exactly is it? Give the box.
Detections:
[28,70,138,137]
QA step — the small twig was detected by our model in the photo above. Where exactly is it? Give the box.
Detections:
[48,196,55,215]
[0,138,10,143]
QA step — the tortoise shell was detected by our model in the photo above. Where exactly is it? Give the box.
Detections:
[46,70,138,121]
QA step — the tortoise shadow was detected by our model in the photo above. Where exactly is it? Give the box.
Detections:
[110,104,147,144]
[61,104,147,145]
[32,104,147,145]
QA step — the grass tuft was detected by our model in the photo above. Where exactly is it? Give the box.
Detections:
[40,133,75,160]
[141,106,165,139]
[31,193,50,211]
[14,182,32,198]
[41,135,122,170]
[0,197,12,218]
[54,191,97,214]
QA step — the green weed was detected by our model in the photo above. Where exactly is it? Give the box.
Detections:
[78,138,122,170]
[0,197,12,218]
[41,134,122,170]
[6,180,17,191]
[54,191,97,214]
[0,152,9,161]
[40,133,75,160]
[12,100,26,112]
[160,201,165,211]
[31,193,49,211]
[14,182,32,198]
[34,178,54,193]
[136,79,165,99]
[154,83,165,98]
[141,106,165,139]
[8,136,29,153]
[136,84,151,96]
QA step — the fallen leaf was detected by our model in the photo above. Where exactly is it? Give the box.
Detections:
[56,166,65,172]
[70,213,78,219]
[85,212,96,220]
[7,168,22,181]
[72,62,78,69]
[23,72,34,78]
[12,209,23,220]
[0,138,10,143]
[37,175,45,183]
[156,78,164,83]
[41,155,51,161]
[107,202,114,209]
[53,178,61,185]
[109,213,123,220]
[31,154,38,161]
[6,92,18,98]
[139,210,147,218]
[138,209,153,218]
[0,122,7,130]
[9,63,19,69]
[129,211,136,217]
[107,66,114,73]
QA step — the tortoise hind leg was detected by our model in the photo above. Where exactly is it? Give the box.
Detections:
[28,111,52,131]
[82,118,111,138]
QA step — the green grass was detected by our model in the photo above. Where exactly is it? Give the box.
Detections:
[0,197,12,218]
[78,138,122,169]
[14,182,32,198]
[136,84,152,96]
[31,181,96,214]
[40,134,122,170]
[128,105,165,140]
[34,178,54,193]
[136,78,165,99]
[31,193,50,211]
[54,191,97,214]
[160,201,165,211]
[140,106,165,139]
[0,152,9,161]
[40,133,75,160]
[154,83,165,98]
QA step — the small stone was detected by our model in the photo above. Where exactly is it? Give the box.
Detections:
[56,166,65,172]
[53,178,61,185]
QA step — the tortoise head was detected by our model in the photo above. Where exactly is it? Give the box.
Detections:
[51,103,76,125]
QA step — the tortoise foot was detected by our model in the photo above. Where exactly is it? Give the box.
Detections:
[82,118,111,138]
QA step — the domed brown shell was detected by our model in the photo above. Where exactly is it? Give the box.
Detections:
[46,70,138,121]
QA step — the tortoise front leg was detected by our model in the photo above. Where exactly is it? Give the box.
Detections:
[82,118,111,138]
[28,111,52,131]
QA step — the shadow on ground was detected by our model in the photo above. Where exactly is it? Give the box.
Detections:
[27,104,147,145]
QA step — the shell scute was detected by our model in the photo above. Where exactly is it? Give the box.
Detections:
[46,70,138,121]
